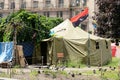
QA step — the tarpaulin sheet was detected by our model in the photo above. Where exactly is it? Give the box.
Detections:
[18,42,34,57]
[0,42,13,63]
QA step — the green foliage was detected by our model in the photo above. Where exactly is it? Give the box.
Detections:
[0,9,63,42]
[0,72,10,78]
[102,71,119,80]
[66,60,86,68]
[95,0,120,38]
[29,69,38,80]
[58,70,68,77]
[105,57,120,67]
[30,69,38,76]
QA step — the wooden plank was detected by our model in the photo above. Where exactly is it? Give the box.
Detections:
[17,45,27,67]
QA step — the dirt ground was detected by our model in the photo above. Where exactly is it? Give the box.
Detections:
[0,65,118,80]
[12,72,101,80]
[0,67,107,80]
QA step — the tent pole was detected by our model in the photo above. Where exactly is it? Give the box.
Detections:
[87,7,90,68]
[100,44,103,67]
[87,33,90,68]
[100,42,103,78]
[54,38,57,67]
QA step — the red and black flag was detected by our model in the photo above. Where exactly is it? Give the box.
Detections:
[70,8,88,27]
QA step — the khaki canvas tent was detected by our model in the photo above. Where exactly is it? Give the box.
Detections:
[41,19,112,66]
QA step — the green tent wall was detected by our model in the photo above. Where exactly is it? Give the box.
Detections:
[41,19,112,66]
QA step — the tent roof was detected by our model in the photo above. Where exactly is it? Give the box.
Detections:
[50,19,74,37]
[51,19,105,40]
[63,27,104,40]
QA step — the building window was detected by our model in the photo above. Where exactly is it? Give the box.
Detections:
[76,0,80,6]
[33,1,38,8]
[57,11,63,18]
[0,2,4,9]
[60,11,63,17]
[57,12,59,17]
[0,14,2,17]
[83,0,87,6]
[44,12,50,17]
[10,1,15,9]
[58,0,64,8]
[45,0,51,8]
[70,0,75,7]
[21,0,26,9]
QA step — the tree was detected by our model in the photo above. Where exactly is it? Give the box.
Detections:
[0,10,63,43]
[95,0,120,39]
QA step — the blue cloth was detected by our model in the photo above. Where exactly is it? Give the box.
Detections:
[92,20,98,29]
[92,24,97,29]
[0,42,13,63]
[18,42,34,57]
[49,30,55,36]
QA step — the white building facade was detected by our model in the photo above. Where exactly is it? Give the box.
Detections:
[0,0,96,32]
